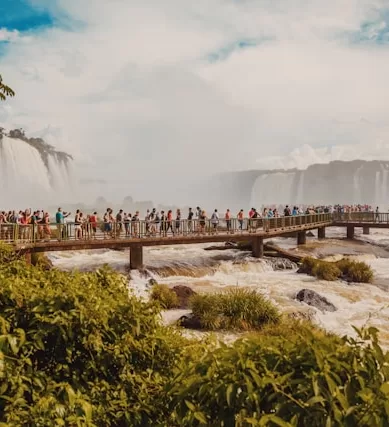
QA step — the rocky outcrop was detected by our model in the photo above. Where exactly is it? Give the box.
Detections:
[6,128,72,169]
[172,285,197,309]
[295,289,337,312]
[178,313,202,329]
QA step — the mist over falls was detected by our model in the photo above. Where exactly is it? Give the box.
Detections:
[210,160,389,210]
[2,129,389,211]
[0,129,73,208]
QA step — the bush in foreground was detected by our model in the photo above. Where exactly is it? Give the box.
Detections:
[190,288,280,330]
[150,283,180,309]
[1,245,388,426]
[300,256,373,283]
[0,258,184,426]
[169,323,389,426]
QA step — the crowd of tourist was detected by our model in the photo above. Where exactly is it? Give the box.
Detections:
[0,204,380,241]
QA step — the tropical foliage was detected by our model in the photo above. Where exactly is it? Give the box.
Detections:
[0,254,184,426]
[0,244,388,426]
[0,74,15,101]
[169,322,389,426]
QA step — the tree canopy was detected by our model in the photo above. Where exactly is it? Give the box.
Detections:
[0,74,15,101]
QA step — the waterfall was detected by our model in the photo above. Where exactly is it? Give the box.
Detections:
[251,172,296,206]
[247,160,389,207]
[0,135,73,208]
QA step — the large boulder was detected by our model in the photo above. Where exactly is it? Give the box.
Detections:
[172,285,196,309]
[295,289,337,312]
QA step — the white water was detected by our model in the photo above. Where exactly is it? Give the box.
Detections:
[49,234,389,347]
[0,135,73,207]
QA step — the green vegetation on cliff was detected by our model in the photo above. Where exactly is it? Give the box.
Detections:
[0,244,388,426]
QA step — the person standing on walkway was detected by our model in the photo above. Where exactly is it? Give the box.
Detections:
[211,209,219,234]
[187,208,194,234]
[237,209,244,231]
[225,209,232,234]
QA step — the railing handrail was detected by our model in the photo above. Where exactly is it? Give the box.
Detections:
[0,213,332,244]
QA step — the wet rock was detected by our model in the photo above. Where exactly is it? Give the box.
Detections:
[147,278,158,287]
[172,285,197,309]
[287,309,316,322]
[225,241,238,247]
[306,231,315,237]
[178,313,202,329]
[295,289,337,312]
[265,258,297,270]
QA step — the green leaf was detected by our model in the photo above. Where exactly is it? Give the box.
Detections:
[185,400,196,411]
[194,411,208,424]
[226,383,234,406]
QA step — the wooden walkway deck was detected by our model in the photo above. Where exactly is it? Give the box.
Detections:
[6,212,389,269]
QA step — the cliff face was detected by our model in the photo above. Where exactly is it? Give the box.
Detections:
[213,160,389,209]
[0,128,74,208]
[0,128,72,169]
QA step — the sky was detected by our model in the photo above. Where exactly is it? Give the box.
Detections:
[1,0,389,203]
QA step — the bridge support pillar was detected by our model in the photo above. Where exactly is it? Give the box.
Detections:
[318,227,326,240]
[347,226,355,239]
[252,237,264,258]
[297,231,306,245]
[24,251,32,265]
[130,245,143,270]
[363,226,370,235]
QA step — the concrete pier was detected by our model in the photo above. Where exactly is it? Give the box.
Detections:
[25,251,32,265]
[347,226,355,239]
[318,227,326,239]
[297,231,306,245]
[252,237,264,258]
[363,226,370,235]
[130,245,143,269]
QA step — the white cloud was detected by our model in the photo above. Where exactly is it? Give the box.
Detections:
[0,0,389,204]
[0,29,20,42]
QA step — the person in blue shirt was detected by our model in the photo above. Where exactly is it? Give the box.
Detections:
[56,207,70,240]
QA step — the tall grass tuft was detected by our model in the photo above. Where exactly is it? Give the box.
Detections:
[150,284,179,309]
[189,288,280,331]
[300,256,373,283]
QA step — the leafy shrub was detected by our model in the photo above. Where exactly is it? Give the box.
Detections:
[0,260,184,426]
[190,288,280,330]
[169,324,389,426]
[150,284,180,309]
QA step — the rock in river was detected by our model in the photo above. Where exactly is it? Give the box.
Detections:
[178,313,202,329]
[295,288,337,312]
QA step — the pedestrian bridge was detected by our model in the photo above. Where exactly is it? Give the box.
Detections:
[4,212,388,269]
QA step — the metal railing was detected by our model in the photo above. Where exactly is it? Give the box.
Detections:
[0,213,332,244]
[333,212,389,223]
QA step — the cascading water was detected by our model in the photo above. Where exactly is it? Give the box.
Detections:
[249,160,389,207]
[0,132,74,208]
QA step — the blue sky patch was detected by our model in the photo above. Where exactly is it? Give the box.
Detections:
[207,38,271,63]
[0,0,54,32]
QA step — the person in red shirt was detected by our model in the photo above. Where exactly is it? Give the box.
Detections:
[89,212,98,239]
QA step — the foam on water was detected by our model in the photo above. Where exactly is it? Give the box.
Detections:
[49,236,389,346]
